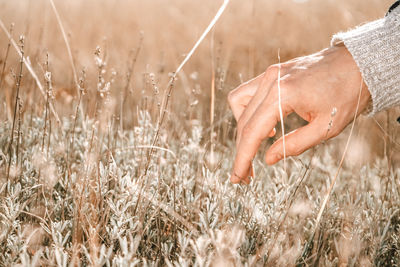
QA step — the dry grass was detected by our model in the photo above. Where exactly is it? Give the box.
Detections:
[0,0,399,266]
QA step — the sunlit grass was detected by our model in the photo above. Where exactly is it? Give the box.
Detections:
[0,0,399,265]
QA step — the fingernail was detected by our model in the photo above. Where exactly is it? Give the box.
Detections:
[250,167,255,179]
[230,174,240,184]
[275,154,283,161]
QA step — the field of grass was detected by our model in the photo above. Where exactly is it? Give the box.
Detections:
[0,0,399,265]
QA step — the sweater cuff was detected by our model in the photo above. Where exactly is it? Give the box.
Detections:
[331,7,400,116]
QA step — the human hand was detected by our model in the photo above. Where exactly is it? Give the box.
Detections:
[228,45,371,184]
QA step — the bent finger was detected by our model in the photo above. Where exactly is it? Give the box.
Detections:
[236,77,275,146]
[265,117,327,165]
[231,103,282,183]
[235,66,281,146]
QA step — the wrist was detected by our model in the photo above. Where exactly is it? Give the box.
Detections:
[334,44,372,115]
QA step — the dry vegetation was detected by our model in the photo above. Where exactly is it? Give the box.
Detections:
[0,0,399,265]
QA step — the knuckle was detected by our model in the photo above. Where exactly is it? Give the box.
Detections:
[227,90,236,105]
[272,77,292,100]
[265,65,279,80]
[227,86,243,106]
[278,76,291,89]
[266,64,279,75]
[280,62,290,72]
[265,63,290,80]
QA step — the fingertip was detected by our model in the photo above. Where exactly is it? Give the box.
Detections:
[242,176,251,185]
[265,152,281,165]
[230,174,241,184]
[231,166,253,184]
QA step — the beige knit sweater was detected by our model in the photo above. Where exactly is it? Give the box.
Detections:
[331,5,400,116]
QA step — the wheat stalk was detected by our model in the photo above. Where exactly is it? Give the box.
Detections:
[0,17,60,125]
[145,0,230,173]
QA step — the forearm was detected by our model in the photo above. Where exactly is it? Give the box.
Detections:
[331,2,400,116]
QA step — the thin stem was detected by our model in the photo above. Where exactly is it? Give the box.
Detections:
[6,36,24,184]
[210,29,216,168]
[48,0,77,92]
[122,34,143,128]
[0,23,13,90]
[145,0,230,175]
[277,49,286,172]
[42,53,50,152]
[298,78,364,264]
[0,17,60,124]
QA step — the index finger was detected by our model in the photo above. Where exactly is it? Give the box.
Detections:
[228,73,265,120]
[230,103,279,183]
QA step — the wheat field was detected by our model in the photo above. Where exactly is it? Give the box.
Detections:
[0,0,399,266]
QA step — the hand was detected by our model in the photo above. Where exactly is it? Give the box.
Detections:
[228,45,371,184]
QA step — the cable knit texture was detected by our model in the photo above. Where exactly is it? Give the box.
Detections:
[331,6,400,116]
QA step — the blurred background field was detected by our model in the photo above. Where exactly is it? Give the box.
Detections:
[0,0,399,265]
[0,0,397,162]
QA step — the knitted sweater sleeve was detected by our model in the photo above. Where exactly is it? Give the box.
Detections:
[331,4,400,116]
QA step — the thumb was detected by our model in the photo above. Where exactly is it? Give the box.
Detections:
[265,118,327,165]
